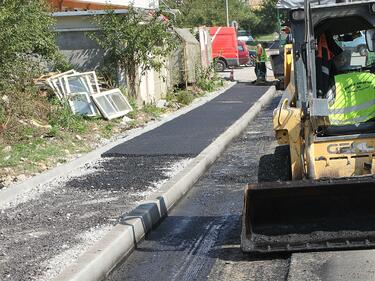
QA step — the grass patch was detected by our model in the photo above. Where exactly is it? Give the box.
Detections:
[142,103,165,119]
[255,33,276,42]
[177,90,195,105]
[48,100,89,134]
[0,136,91,177]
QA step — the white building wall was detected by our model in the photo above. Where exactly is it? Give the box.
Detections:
[138,66,168,104]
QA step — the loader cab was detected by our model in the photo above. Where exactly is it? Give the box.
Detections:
[286,1,375,135]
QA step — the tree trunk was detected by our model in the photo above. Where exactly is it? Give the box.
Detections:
[126,63,137,99]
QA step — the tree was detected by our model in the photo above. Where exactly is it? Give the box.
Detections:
[164,0,257,28]
[0,0,61,92]
[163,0,279,36]
[91,7,176,99]
[251,0,279,35]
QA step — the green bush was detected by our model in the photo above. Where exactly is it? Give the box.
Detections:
[0,0,61,92]
[142,103,165,118]
[176,91,195,105]
[196,65,223,92]
[48,101,88,134]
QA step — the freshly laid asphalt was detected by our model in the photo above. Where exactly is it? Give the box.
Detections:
[103,84,269,157]
[106,95,291,281]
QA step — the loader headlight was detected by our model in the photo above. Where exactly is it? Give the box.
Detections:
[370,3,375,13]
[291,9,305,21]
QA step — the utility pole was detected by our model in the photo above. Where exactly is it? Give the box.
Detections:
[225,0,229,26]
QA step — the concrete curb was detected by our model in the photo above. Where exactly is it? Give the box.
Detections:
[0,82,236,209]
[55,86,277,281]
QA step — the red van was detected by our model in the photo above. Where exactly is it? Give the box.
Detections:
[210,27,240,72]
[237,40,250,65]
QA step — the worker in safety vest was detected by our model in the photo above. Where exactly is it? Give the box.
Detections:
[255,43,267,84]
[319,32,375,126]
[328,72,375,125]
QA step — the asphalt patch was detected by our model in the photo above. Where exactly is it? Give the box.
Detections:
[103,84,269,157]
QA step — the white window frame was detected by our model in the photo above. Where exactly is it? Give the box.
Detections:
[63,71,100,96]
[47,70,77,99]
[68,92,98,117]
[92,88,133,120]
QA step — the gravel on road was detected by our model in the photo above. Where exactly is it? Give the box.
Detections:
[0,156,190,281]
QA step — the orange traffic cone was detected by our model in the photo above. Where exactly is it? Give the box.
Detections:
[229,69,234,82]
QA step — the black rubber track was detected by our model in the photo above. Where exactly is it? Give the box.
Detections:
[103,84,269,157]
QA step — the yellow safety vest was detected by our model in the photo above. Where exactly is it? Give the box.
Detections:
[328,72,375,125]
[257,47,267,63]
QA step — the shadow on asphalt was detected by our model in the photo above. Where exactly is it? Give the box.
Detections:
[258,145,292,182]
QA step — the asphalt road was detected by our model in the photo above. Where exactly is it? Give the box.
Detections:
[106,88,375,281]
[103,84,269,157]
[107,95,292,281]
[0,83,270,281]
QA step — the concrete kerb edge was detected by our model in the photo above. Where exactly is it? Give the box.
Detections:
[55,86,276,281]
[0,82,236,209]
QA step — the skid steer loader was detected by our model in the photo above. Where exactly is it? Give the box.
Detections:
[241,0,375,253]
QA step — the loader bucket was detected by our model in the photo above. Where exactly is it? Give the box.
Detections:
[241,177,375,253]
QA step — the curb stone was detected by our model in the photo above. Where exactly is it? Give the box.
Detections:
[55,86,277,281]
[0,82,236,209]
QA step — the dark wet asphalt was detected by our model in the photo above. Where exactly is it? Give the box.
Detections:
[103,84,269,157]
[107,95,291,281]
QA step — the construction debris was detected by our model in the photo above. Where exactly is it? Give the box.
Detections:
[46,70,132,120]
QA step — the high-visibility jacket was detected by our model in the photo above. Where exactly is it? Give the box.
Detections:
[256,46,267,63]
[328,72,375,125]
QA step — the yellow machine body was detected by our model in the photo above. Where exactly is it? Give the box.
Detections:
[242,45,375,253]
[273,44,375,180]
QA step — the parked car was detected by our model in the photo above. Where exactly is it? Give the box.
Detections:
[237,30,254,44]
[210,27,240,72]
[237,40,250,65]
[337,31,368,56]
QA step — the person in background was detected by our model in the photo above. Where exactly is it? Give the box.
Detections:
[255,42,267,84]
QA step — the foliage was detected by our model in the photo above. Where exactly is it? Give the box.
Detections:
[251,0,279,35]
[142,104,165,118]
[0,88,49,144]
[164,0,257,28]
[163,0,279,36]
[91,7,177,99]
[48,100,88,134]
[176,90,195,105]
[0,0,62,92]
[196,65,223,92]
[101,123,114,138]
[0,0,67,146]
